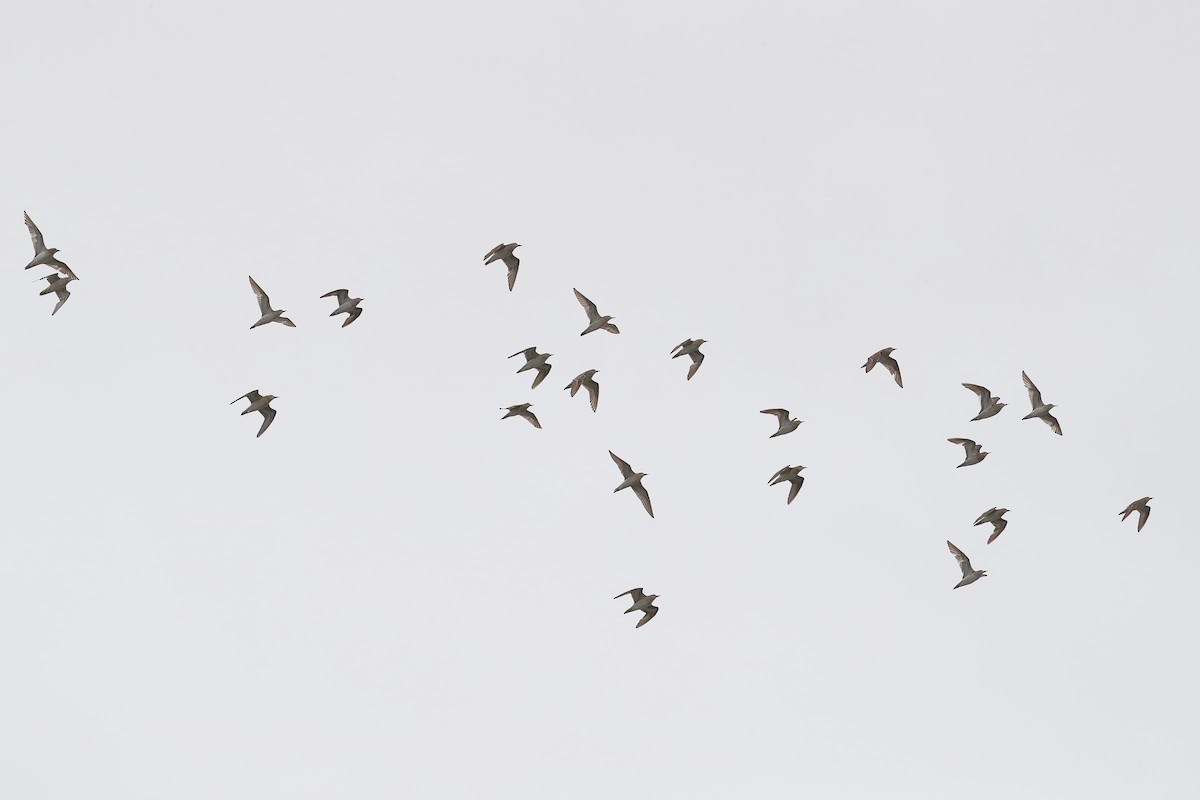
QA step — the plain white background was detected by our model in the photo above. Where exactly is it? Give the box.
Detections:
[2,2,1197,797]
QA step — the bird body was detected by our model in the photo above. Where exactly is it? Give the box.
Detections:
[248,276,296,329]
[484,243,521,291]
[231,390,279,437]
[564,369,600,412]
[609,450,654,518]
[573,289,619,335]
[863,347,903,388]
[962,383,1005,421]
[1020,371,1062,435]
[614,588,660,628]
[501,403,541,428]
[947,541,987,589]
[320,289,363,327]
[671,339,707,380]
[1119,497,1152,532]
[761,408,802,438]
[948,438,988,467]
[509,347,553,389]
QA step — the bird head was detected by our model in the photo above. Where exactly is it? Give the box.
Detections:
[998,508,1009,515]
[647,595,659,602]
[882,347,895,354]
[979,571,988,578]
[696,339,707,345]
[265,395,278,402]
[47,248,59,255]
[636,472,649,479]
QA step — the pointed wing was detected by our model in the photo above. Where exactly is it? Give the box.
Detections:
[671,339,693,356]
[987,519,1007,544]
[24,212,47,254]
[948,438,976,454]
[509,347,538,360]
[974,507,997,525]
[609,450,634,479]
[686,350,705,379]
[257,406,277,437]
[248,276,272,314]
[760,408,790,421]
[51,290,69,314]
[768,466,792,485]
[962,383,992,407]
[530,363,551,389]
[1021,371,1044,409]
[787,476,805,504]
[947,541,973,578]
[614,587,645,602]
[1136,505,1150,532]
[342,307,362,327]
[232,390,262,405]
[321,289,350,304]
[573,288,600,321]
[49,261,77,280]
[565,377,581,396]
[1041,413,1062,435]
[504,257,519,291]
[584,378,600,412]
[602,322,620,334]
[517,408,542,428]
[636,605,659,628]
[633,481,654,518]
[882,355,903,387]
[276,316,297,328]
[484,243,504,262]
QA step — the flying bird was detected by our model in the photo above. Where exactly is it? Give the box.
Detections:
[509,347,553,389]
[573,289,619,335]
[564,369,601,412]
[320,289,363,327]
[768,465,806,505]
[948,438,988,468]
[609,450,654,518]
[247,276,296,329]
[1021,371,1062,435]
[614,588,660,628]
[671,339,707,380]
[1119,496,1152,532]
[22,212,77,278]
[760,408,803,438]
[947,541,987,589]
[863,347,903,388]
[500,403,541,428]
[484,243,521,291]
[973,507,1010,544]
[231,390,279,437]
[962,383,1006,421]
[35,273,75,315]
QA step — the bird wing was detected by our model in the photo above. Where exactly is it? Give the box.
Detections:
[248,276,272,314]
[768,466,790,484]
[24,212,46,254]
[584,378,600,412]
[947,541,973,577]
[257,406,276,437]
[232,390,262,405]
[51,289,69,315]
[1041,413,1062,435]
[760,408,790,421]
[530,363,551,389]
[882,355,903,387]
[509,347,538,360]
[636,605,659,628]
[342,307,362,327]
[948,438,976,453]
[609,450,634,479]
[963,383,992,406]
[321,289,350,304]
[483,243,504,262]
[787,476,805,504]
[1136,505,1150,532]
[517,408,542,428]
[573,288,600,321]
[1021,371,1044,409]
[671,339,693,356]
[565,377,581,396]
[504,257,519,291]
[50,261,78,280]
[615,588,645,602]
[987,518,1008,544]
[973,507,997,525]
[632,481,654,518]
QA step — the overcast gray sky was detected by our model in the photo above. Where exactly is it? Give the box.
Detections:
[3,1,1198,797]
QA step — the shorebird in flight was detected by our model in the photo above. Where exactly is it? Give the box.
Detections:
[614,588,659,628]
[962,383,1006,421]
[863,347,903,388]
[231,390,279,437]
[22,212,77,279]
[573,289,620,335]
[247,276,296,329]
[760,408,803,438]
[320,289,363,327]
[564,369,600,412]
[768,465,806,505]
[671,339,707,380]
[35,273,75,315]
[484,243,521,291]
[609,450,654,518]
[500,403,541,428]
[1119,497,1152,532]
[948,438,988,468]
[947,541,987,589]
[973,507,1010,544]
[509,347,553,389]
[1021,371,1062,435]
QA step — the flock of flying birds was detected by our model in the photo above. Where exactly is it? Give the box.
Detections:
[17,219,1157,625]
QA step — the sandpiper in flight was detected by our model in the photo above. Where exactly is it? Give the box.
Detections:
[1021,371,1062,435]
[614,588,660,628]
[564,369,601,412]
[573,289,620,335]
[962,383,1006,421]
[948,438,988,468]
[22,212,77,279]
[760,408,803,438]
[231,390,280,437]
[973,507,1010,544]
[671,339,707,380]
[36,273,75,315]
[609,450,654,518]
[863,347,903,388]
[320,289,363,327]
[509,347,553,389]
[768,465,806,505]
[1119,497,1152,532]
[484,243,521,291]
[500,403,541,428]
[247,276,296,329]
[947,541,987,589]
